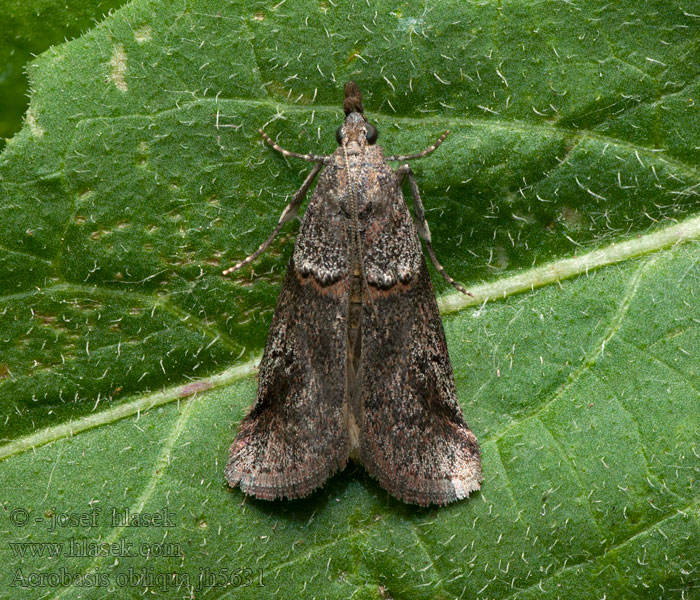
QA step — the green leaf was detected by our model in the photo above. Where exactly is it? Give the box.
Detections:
[0,0,130,148]
[1,1,699,599]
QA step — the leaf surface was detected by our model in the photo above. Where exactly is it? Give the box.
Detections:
[1,1,699,598]
[0,0,129,146]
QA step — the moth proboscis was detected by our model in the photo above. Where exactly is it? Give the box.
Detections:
[223,81,482,507]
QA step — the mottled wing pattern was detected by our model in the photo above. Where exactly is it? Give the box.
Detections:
[225,167,351,500]
[293,165,348,283]
[358,183,482,507]
[358,153,423,288]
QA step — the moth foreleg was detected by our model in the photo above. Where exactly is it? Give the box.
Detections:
[397,163,472,296]
[259,129,330,163]
[222,162,323,276]
[385,130,450,162]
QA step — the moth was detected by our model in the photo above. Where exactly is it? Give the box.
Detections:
[223,82,482,506]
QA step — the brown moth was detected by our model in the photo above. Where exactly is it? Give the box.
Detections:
[223,82,482,506]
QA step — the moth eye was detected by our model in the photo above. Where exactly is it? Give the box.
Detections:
[336,126,344,145]
[365,123,378,144]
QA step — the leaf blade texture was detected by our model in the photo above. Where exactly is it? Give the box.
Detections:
[1,1,699,598]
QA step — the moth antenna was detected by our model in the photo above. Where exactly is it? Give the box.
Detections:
[259,129,328,163]
[424,241,473,296]
[385,131,450,162]
[397,162,472,296]
[222,162,323,276]
[222,221,284,276]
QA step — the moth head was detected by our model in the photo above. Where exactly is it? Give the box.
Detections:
[337,82,378,149]
[336,113,379,148]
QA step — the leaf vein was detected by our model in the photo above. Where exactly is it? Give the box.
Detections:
[536,416,607,541]
[484,255,655,446]
[55,395,198,598]
[498,499,699,600]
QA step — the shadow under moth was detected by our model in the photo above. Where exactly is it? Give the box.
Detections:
[223,82,482,507]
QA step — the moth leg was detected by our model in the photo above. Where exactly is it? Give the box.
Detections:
[385,130,450,162]
[259,129,330,163]
[222,162,323,276]
[397,163,472,296]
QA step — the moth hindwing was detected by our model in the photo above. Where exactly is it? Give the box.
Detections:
[223,81,482,506]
